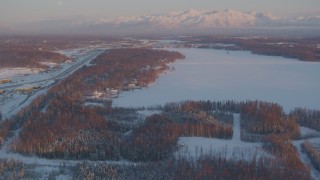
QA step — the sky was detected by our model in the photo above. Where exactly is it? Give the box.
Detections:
[0,0,319,25]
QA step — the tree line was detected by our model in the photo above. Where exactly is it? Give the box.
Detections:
[290,108,320,131]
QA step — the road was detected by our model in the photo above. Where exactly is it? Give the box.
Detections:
[0,49,105,90]
[0,49,105,118]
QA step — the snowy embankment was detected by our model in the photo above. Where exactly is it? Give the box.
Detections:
[176,114,268,161]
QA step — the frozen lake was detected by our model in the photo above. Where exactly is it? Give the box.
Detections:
[113,48,320,112]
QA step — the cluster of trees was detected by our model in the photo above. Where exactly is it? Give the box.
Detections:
[0,43,69,68]
[162,100,242,113]
[10,108,121,160]
[262,134,310,179]
[240,101,300,138]
[0,159,26,179]
[238,101,310,177]
[73,162,117,179]
[73,153,310,180]
[290,108,320,131]
[301,141,320,171]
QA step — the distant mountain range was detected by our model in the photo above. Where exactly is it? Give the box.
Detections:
[96,9,320,28]
[2,9,320,35]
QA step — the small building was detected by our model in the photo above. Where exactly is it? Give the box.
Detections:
[127,83,141,90]
[128,83,137,89]
[110,89,119,95]
[92,91,104,98]
[153,66,162,70]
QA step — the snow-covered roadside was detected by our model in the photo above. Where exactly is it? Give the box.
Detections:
[176,114,269,161]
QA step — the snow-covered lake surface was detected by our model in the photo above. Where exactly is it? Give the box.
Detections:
[113,48,320,112]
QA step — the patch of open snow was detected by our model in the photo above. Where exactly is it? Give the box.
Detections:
[176,137,266,161]
[57,49,82,58]
[83,102,105,107]
[55,174,73,180]
[0,68,41,79]
[232,114,241,141]
[39,62,59,68]
[176,113,269,161]
[137,110,162,117]
[299,126,320,138]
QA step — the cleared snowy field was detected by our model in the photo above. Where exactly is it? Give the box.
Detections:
[113,48,320,112]
[175,114,269,161]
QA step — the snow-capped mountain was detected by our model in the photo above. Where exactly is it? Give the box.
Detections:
[94,9,320,29]
[3,9,320,35]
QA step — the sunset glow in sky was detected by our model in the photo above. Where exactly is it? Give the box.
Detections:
[0,0,319,24]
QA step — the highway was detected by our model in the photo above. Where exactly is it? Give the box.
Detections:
[0,49,105,90]
[0,49,106,118]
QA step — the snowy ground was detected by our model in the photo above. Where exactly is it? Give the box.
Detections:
[0,68,42,79]
[137,110,162,118]
[299,126,320,139]
[176,114,269,161]
[83,102,105,107]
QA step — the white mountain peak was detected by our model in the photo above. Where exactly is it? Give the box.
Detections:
[3,9,319,35]
[96,9,291,29]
